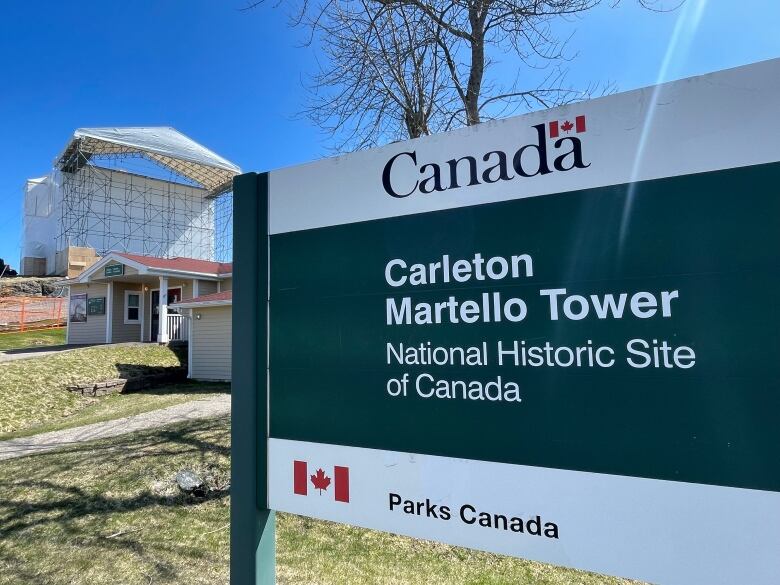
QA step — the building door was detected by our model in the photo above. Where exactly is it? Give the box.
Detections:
[150,288,182,341]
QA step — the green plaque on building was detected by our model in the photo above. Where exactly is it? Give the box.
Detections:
[87,297,105,316]
[104,264,124,277]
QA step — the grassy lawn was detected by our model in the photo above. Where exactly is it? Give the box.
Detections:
[0,343,185,434]
[0,327,66,351]
[0,416,649,585]
[0,382,229,440]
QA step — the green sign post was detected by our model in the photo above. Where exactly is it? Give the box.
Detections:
[231,172,274,585]
[231,60,780,585]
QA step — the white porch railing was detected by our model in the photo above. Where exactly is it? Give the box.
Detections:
[167,313,190,341]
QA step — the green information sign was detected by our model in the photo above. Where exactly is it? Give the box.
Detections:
[87,297,105,316]
[231,60,780,585]
[269,163,779,492]
[104,264,124,277]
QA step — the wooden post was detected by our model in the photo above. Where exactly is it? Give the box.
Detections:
[55,297,63,329]
[19,298,26,333]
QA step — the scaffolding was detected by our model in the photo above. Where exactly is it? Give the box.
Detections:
[23,127,239,276]
[213,187,233,263]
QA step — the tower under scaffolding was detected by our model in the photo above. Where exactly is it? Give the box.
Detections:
[21,127,239,276]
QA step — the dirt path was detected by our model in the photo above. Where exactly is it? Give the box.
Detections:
[0,394,230,460]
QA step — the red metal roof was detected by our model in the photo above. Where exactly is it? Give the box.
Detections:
[116,253,232,275]
[175,290,232,305]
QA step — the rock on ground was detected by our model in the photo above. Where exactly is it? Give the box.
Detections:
[176,470,206,493]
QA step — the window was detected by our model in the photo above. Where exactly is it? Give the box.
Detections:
[125,291,141,324]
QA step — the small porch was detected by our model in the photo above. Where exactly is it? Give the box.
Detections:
[61,252,230,346]
[88,272,194,344]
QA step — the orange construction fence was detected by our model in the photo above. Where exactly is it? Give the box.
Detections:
[0,296,67,333]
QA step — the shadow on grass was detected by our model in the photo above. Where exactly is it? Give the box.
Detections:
[0,343,98,356]
[136,381,231,396]
[115,343,186,376]
[0,416,230,584]
[108,342,191,386]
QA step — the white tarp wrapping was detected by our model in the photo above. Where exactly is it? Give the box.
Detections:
[72,127,239,172]
[21,175,59,274]
[20,126,240,274]
[61,127,240,192]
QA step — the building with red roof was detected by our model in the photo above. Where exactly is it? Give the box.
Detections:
[57,251,234,380]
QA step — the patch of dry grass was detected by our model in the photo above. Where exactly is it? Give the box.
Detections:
[0,343,184,433]
[0,416,650,585]
[0,416,230,585]
[0,382,229,440]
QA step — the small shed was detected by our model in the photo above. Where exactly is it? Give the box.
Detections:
[172,291,232,381]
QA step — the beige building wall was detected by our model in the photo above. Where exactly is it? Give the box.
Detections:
[220,278,232,291]
[67,283,108,345]
[168,279,194,304]
[197,279,219,296]
[111,282,143,343]
[190,305,232,381]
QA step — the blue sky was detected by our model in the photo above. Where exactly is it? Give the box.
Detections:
[1,0,778,265]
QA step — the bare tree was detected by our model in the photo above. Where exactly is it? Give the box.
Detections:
[386,0,672,127]
[378,0,600,127]
[246,0,674,149]
[301,0,457,150]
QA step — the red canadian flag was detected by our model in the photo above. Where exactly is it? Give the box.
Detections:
[293,460,350,503]
[549,115,587,138]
